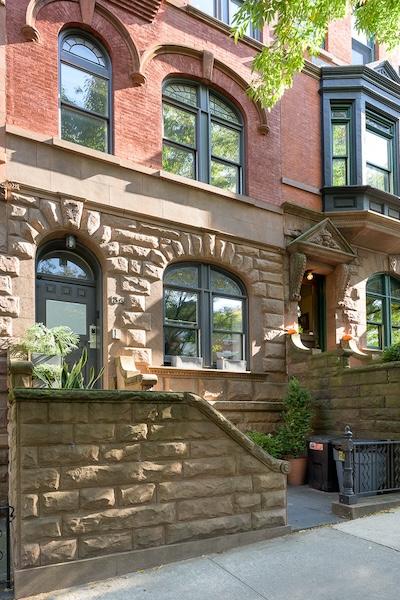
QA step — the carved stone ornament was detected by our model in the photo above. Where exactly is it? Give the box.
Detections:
[389,255,400,276]
[308,227,341,250]
[335,263,351,307]
[289,252,307,301]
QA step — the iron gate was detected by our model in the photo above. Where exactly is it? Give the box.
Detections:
[0,505,13,590]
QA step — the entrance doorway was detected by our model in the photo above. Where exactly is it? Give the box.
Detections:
[36,240,101,377]
[298,274,326,351]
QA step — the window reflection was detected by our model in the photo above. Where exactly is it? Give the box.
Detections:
[366,274,400,349]
[37,253,92,280]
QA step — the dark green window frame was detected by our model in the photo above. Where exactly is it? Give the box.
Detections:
[365,113,395,194]
[366,274,400,350]
[59,30,112,153]
[162,80,244,193]
[331,104,352,186]
[163,262,247,368]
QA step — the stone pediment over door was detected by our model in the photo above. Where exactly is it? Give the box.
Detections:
[287,218,357,265]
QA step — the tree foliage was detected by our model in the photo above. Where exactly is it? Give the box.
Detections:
[232,0,400,109]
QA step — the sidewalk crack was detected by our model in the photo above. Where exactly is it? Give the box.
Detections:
[208,556,272,600]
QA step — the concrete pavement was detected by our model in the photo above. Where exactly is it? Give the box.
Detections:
[26,508,400,600]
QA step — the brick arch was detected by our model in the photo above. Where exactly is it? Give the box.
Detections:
[21,0,142,84]
[142,44,269,135]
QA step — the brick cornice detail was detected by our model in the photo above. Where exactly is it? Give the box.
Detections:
[107,0,162,22]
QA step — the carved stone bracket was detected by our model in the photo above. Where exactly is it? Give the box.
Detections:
[202,50,215,82]
[79,0,95,24]
[335,263,351,307]
[289,252,307,301]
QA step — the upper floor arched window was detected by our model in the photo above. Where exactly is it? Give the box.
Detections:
[59,31,111,153]
[366,273,400,349]
[162,81,244,194]
[164,262,247,367]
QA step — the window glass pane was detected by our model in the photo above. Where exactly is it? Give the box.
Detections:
[366,297,383,323]
[164,265,199,288]
[367,275,384,295]
[391,302,400,327]
[190,0,215,15]
[365,130,389,169]
[37,256,91,279]
[162,144,195,179]
[366,165,389,192]
[212,332,243,363]
[46,300,87,335]
[228,0,251,35]
[392,328,400,345]
[210,160,239,192]
[164,290,198,325]
[62,36,106,66]
[351,16,370,45]
[165,327,198,357]
[213,297,243,332]
[366,324,381,349]
[210,94,239,124]
[61,108,107,152]
[163,83,198,108]
[211,270,242,295]
[332,123,347,156]
[61,64,108,116]
[163,104,196,147]
[332,159,347,186]
[390,278,400,299]
[211,123,240,163]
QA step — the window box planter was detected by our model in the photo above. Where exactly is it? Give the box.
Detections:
[216,358,247,372]
[171,356,204,369]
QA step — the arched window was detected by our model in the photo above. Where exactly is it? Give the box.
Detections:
[162,81,244,193]
[366,274,400,349]
[164,263,247,367]
[59,31,111,152]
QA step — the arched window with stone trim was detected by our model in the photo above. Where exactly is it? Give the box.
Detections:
[162,80,244,193]
[163,262,248,368]
[366,273,400,349]
[59,30,112,152]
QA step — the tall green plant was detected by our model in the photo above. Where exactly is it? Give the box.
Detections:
[247,378,313,459]
[11,323,79,358]
[35,347,104,389]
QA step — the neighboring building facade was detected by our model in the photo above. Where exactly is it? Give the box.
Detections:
[1,0,400,496]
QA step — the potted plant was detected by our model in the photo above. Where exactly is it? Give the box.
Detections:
[10,323,79,387]
[247,378,313,486]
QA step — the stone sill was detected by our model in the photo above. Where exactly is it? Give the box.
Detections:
[5,124,282,217]
[149,366,268,380]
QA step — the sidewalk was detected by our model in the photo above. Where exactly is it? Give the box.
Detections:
[27,508,400,600]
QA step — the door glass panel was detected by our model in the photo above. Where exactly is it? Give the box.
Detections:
[212,332,242,364]
[164,265,199,288]
[164,326,198,356]
[164,290,198,325]
[46,299,87,335]
[213,297,243,332]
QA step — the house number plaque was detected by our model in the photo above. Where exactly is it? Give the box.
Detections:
[110,296,125,305]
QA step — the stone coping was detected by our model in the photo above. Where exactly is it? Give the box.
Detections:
[148,366,270,380]
[11,389,289,474]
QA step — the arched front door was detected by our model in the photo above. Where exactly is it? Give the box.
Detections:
[36,241,101,377]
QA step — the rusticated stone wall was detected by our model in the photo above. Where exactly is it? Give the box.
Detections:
[9,389,289,598]
[289,350,400,439]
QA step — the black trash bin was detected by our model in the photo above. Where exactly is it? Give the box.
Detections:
[308,435,338,492]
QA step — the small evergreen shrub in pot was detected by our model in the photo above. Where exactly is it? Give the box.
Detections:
[382,342,400,363]
[247,378,313,485]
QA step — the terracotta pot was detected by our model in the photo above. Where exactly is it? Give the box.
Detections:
[287,456,308,486]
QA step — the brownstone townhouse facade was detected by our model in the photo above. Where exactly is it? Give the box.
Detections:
[1,0,400,498]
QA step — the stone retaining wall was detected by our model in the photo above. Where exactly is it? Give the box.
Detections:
[290,350,400,439]
[9,389,289,598]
